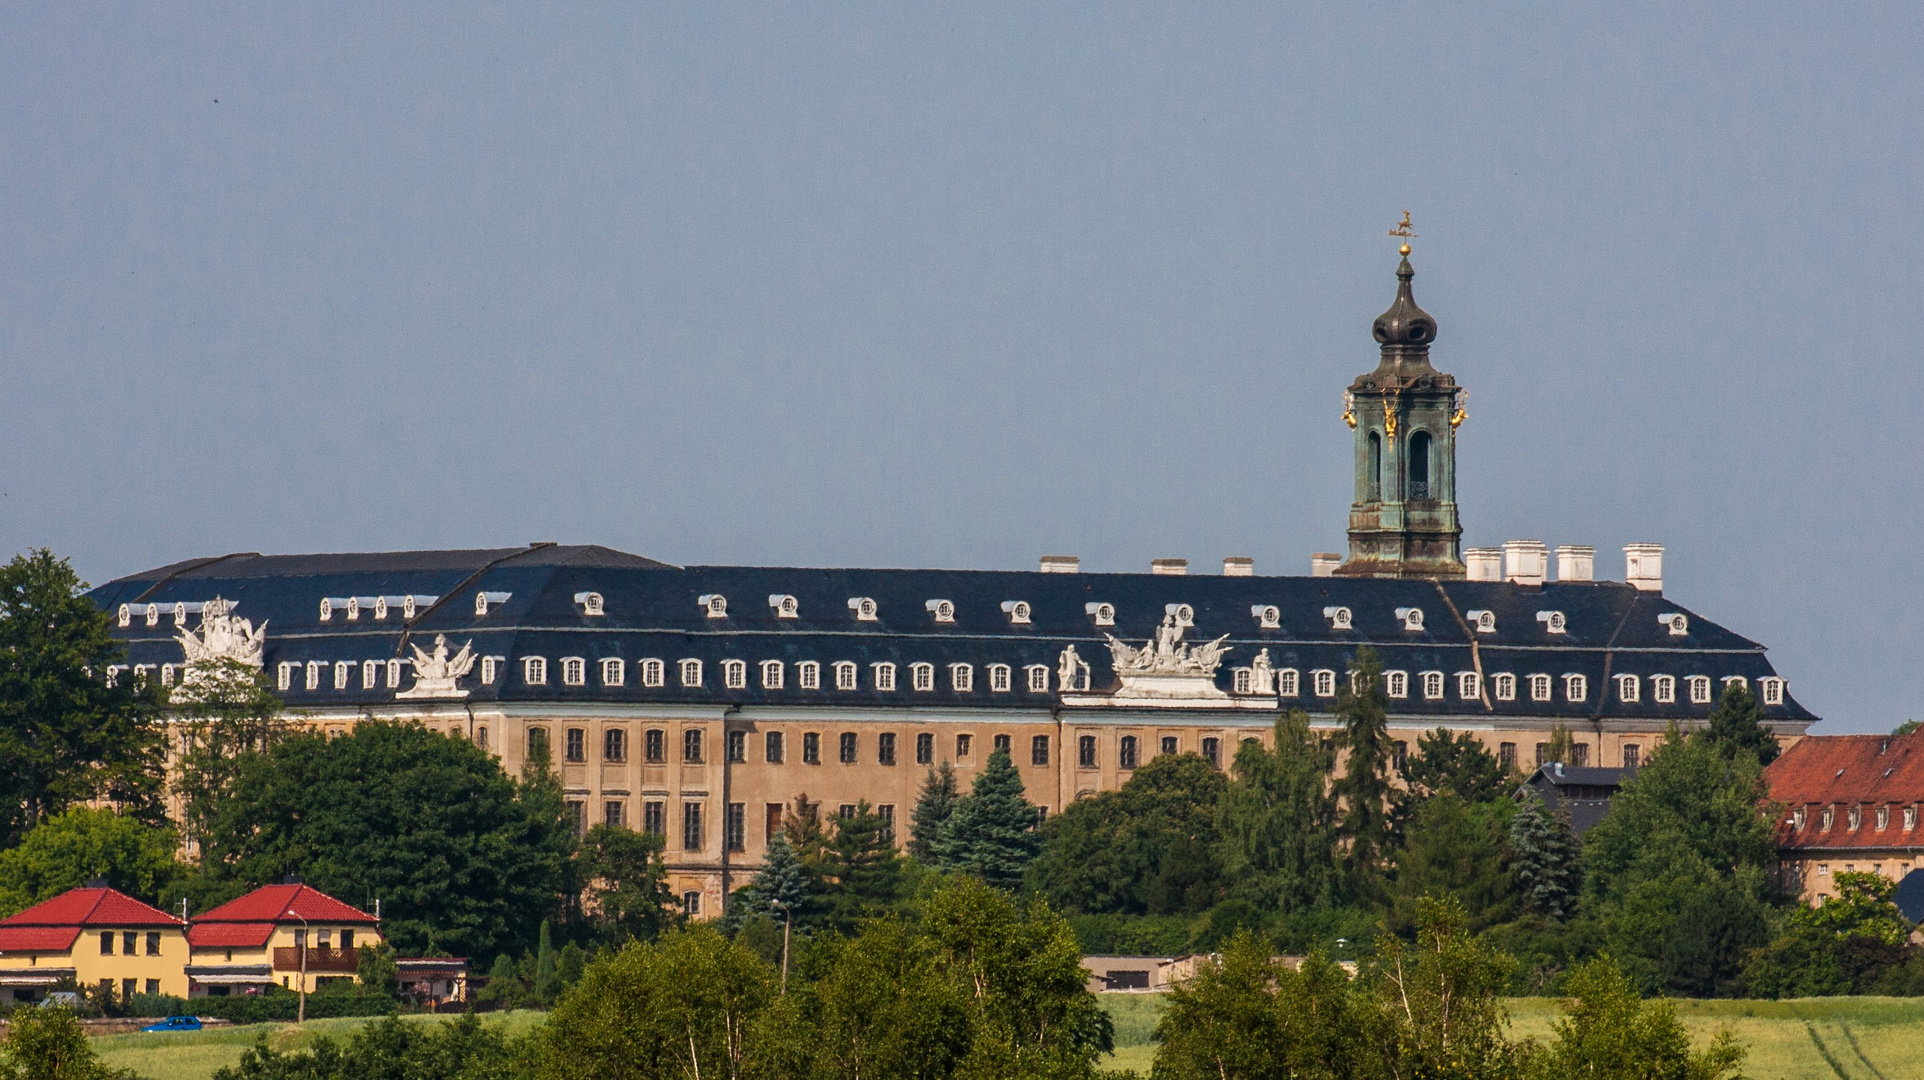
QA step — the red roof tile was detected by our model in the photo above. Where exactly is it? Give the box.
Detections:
[1764,732,1924,852]
[0,888,183,930]
[186,923,275,949]
[0,927,81,952]
[195,884,378,926]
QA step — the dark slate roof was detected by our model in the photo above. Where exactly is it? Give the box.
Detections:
[90,545,1817,724]
[1522,764,1634,835]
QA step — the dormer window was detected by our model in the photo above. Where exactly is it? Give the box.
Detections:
[1167,603,1195,627]
[145,604,159,628]
[1312,669,1337,697]
[1278,669,1300,696]
[403,595,421,620]
[1821,807,1834,831]
[1848,806,1861,831]
[524,657,548,685]
[1422,671,1445,699]
[1396,607,1425,632]
[798,661,820,689]
[640,659,664,687]
[1616,674,1640,702]
[1906,806,1917,831]
[1528,674,1552,702]
[277,663,293,691]
[474,591,511,617]
[1494,673,1516,701]
[575,592,605,616]
[1536,610,1567,634]
[722,660,747,689]
[319,598,334,622]
[1653,675,1676,703]
[1658,613,1688,636]
[1234,668,1254,695]
[117,605,131,627]
[1001,600,1032,625]
[1252,605,1281,629]
[989,664,1011,692]
[1687,676,1712,704]
[561,658,586,686]
[833,661,857,690]
[1722,675,1748,693]
[1876,805,1890,831]
[910,662,935,691]
[769,595,799,619]
[376,596,390,619]
[926,599,955,623]
[601,658,625,687]
[387,659,403,688]
[1760,677,1785,706]
[1025,665,1049,692]
[699,595,728,619]
[1323,606,1352,631]
[848,597,878,622]
[1457,671,1480,699]
[1086,602,1116,627]
[872,662,897,691]
[1385,671,1409,698]
[950,663,973,692]
[1563,674,1587,702]
[362,661,377,689]
[680,659,703,687]
[1467,609,1497,633]
[761,660,785,690]
[1792,807,1806,831]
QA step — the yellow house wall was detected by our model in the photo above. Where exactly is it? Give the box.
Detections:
[0,928,189,998]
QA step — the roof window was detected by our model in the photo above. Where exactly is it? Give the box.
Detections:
[1536,610,1568,634]
[1166,603,1195,626]
[723,660,747,689]
[798,661,820,689]
[769,594,799,619]
[1252,604,1281,629]
[680,659,703,687]
[1457,671,1480,699]
[524,657,548,686]
[950,663,974,692]
[1323,606,1352,631]
[848,597,878,622]
[475,591,512,616]
[1687,675,1711,704]
[117,605,130,627]
[989,663,1011,692]
[1466,609,1496,633]
[640,658,664,687]
[1528,674,1551,702]
[833,661,857,690]
[926,599,955,623]
[561,658,586,686]
[872,662,897,691]
[761,660,785,690]
[1616,674,1640,702]
[1563,674,1587,702]
[601,658,625,687]
[1000,600,1032,625]
[911,662,935,691]
[1312,669,1337,697]
[1658,612,1688,636]
[145,603,159,627]
[1025,664,1050,692]
[1760,677,1785,706]
[574,592,605,616]
[1422,671,1444,699]
[1396,607,1425,632]
[1086,602,1115,627]
[1385,671,1409,698]
[699,594,728,619]
[1493,673,1516,701]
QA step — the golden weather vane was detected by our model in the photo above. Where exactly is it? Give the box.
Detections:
[1389,210,1417,256]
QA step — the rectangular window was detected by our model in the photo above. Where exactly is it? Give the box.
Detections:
[643,801,665,836]
[1494,673,1516,701]
[680,659,703,687]
[1535,742,1549,768]
[123,931,138,955]
[524,657,548,685]
[1564,674,1588,702]
[878,732,897,766]
[602,658,625,687]
[1623,743,1640,768]
[1278,669,1299,697]
[362,660,377,689]
[278,663,293,691]
[528,727,550,760]
[1617,674,1640,702]
[872,663,897,691]
[1458,671,1480,699]
[1762,678,1785,706]
[562,657,586,686]
[1026,665,1049,693]
[835,662,857,690]
[683,729,704,763]
[1234,668,1254,695]
[1313,670,1336,697]
[334,661,349,690]
[765,731,784,764]
[995,733,1012,755]
[877,804,895,837]
[1032,734,1050,766]
[146,931,161,956]
[1385,671,1408,698]
[604,728,627,763]
[798,661,820,690]
[1529,674,1552,702]
[1078,734,1097,769]
[766,803,784,840]
[1393,740,1409,773]
[605,800,625,828]
[641,658,664,687]
[1119,735,1139,770]
[1498,742,1517,770]
[645,728,666,763]
[146,978,159,995]
[1202,736,1220,768]
[341,930,353,951]
[480,657,498,686]
[1654,675,1675,703]
[727,730,746,763]
[565,728,586,763]
[803,732,821,764]
[839,732,858,764]
[916,732,934,765]
[1570,742,1590,767]
[566,800,586,836]
[761,660,784,689]
[723,660,747,689]
[912,663,935,691]
[682,803,703,850]
[989,664,1011,692]
[100,931,113,955]
[1422,672,1444,700]
[956,733,973,759]
[388,659,404,688]
[950,664,973,692]
[1688,676,1712,704]
[726,803,746,852]
[1159,735,1178,756]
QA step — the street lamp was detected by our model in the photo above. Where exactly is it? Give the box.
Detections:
[295,912,309,1025]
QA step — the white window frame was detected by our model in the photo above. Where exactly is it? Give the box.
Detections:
[1616,673,1640,702]
[362,660,378,690]
[834,661,858,690]
[1001,600,1031,625]
[927,599,955,623]
[680,659,703,688]
[333,661,350,690]
[1722,675,1748,692]
[1563,673,1587,702]
[481,657,500,686]
[1025,664,1049,693]
[798,661,820,690]
[1312,669,1336,698]
[602,658,626,687]
[1278,669,1300,697]
[277,662,293,691]
[950,663,973,692]
[1457,671,1480,700]
[641,658,664,687]
[849,597,878,622]
[1234,668,1254,695]
[988,663,1011,692]
[872,662,897,691]
[761,660,785,690]
[911,662,935,692]
[1422,671,1444,700]
[723,660,748,689]
[701,594,728,619]
[1687,675,1712,704]
[561,657,587,686]
[524,657,548,686]
[1494,673,1516,701]
[1384,671,1409,699]
[387,658,403,688]
[1760,677,1784,706]
[1653,675,1676,703]
[1528,673,1551,702]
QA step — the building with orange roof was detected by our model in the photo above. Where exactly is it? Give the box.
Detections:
[186,881,382,997]
[0,884,188,1002]
[1763,730,1924,905]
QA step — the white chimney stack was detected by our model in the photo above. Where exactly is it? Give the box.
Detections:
[1151,558,1189,576]
[1222,557,1254,577]
[1463,547,1501,581]
[1310,553,1341,578]
[1039,555,1080,574]
[1624,543,1664,592]
[1501,540,1548,586]
[1555,545,1595,582]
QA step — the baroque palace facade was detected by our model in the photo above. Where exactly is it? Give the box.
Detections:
[90,250,1816,916]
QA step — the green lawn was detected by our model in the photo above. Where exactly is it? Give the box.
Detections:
[89,1011,546,1080]
[1095,995,1924,1080]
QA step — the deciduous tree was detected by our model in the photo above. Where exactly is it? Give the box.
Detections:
[0,806,182,917]
[1028,752,1227,915]
[1214,710,1337,915]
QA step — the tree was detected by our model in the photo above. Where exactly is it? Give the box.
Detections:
[931,748,1040,890]
[1215,710,1338,915]
[356,943,400,1000]
[1333,645,1393,907]
[0,807,182,917]
[1388,793,1514,935]
[0,549,164,845]
[535,920,557,1004]
[909,762,958,863]
[1363,895,1524,1080]
[213,1014,524,1080]
[578,823,678,944]
[1152,931,1364,1080]
[1029,752,1228,915]
[1703,681,1780,766]
[0,1005,128,1080]
[1508,794,1582,922]
[739,831,811,988]
[167,656,287,849]
[196,721,573,960]
[816,802,904,930]
[1744,871,1921,997]
[1541,723,1574,768]
[1532,957,1746,1080]
[1398,727,1512,807]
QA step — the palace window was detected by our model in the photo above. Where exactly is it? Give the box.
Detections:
[872,662,897,691]
[770,594,799,619]
[277,663,293,691]
[564,728,585,763]
[682,891,702,917]
[683,729,703,763]
[334,662,349,690]
[802,732,821,765]
[956,734,973,758]
[1623,743,1641,768]
[1687,676,1712,704]
[1498,742,1517,770]
[1119,735,1139,770]
[1528,674,1552,702]
[1234,668,1253,695]
[798,661,820,690]
[1002,600,1032,625]
[839,732,858,764]
[701,594,727,619]
[729,730,746,763]
[1278,669,1300,697]
[303,661,320,690]
[950,664,973,692]
[1032,735,1050,766]
[561,657,586,686]
[1422,671,1444,700]
[1564,674,1587,702]
[765,731,784,764]
[878,732,897,765]
[1088,602,1116,626]
[577,592,604,616]
[1616,674,1640,702]
[1393,740,1409,772]
[604,728,626,763]
[1570,743,1590,766]
[1653,675,1675,703]
[1458,671,1481,699]
[388,659,404,687]
[523,657,548,686]
[927,598,955,623]
[1312,670,1336,697]
[527,728,549,760]
[640,659,664,687]
[878,804,895,836]
[1160,736,1178,756]
[1079,735,1097,769]
[1385,671,1409,699]
[602,658,625,687]
[761,660,784,690]
[723,660,747,689]
[1026,665,1049,692]
[995,733,1012,755]
[911,663,935,691]
[645,728,665,763]
[605,801,625,828]
[1202,737,1221,768]
[680,659,703,687]
[834,661,857,690]
[989,664,1011,692]
[849,596,878,621]
[359,660,374,689]
[1761,677,1785,705]
[683,803,703,850]
[1723,675,1749,692]
[727,803,746,852]
[1494,673,1516,701]
[916,732,933,765]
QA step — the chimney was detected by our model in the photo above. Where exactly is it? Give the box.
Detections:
[1039,555,1080,574]
[1463,547,1501,581]
[1623,543,1664,592]
[1310,553,1341,578]
[1555,545,1595,582]
[1501,540,1548,586]
[1222,557,1254,577]
[1151,558,1188,576]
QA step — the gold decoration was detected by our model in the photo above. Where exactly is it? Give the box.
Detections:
[1390,211,1416,257]
[1342,391,1356,429]
[1382,393,1399,445]
[1450,388,1468,430]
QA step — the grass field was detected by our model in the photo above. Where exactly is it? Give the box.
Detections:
[1095,995,1924,1079]
[88,1011,545,1080]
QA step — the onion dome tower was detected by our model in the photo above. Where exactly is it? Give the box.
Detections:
[1335,220,1466,579]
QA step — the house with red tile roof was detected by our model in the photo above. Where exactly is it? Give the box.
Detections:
[1764,731,1924,904]
[0,886,188,1002]
[186,882,382,997]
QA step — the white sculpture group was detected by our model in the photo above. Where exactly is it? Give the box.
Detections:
[395,635,477,700]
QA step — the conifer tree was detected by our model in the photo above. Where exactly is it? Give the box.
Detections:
[932,748,1040,889]
[1508,794,1582,921]
[908,762,957,863]
[534,919,556,1003]
[1704,681,1780,766]
[742,831,811,990]
[1216,709,1338,914]
[1542,723,1575,767]
[1334,645,1392,906]
[819,801,904,930]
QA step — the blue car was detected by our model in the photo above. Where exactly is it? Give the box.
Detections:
[141,1016,202,1033]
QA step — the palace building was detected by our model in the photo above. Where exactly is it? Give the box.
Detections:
[89,250,1817,916]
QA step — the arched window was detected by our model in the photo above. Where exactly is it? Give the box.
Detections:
[1367,432,1383,501]
[1409,431,1431,499]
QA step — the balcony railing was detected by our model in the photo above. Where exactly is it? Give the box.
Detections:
[272,947,359,973]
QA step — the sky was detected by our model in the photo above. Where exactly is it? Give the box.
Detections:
[2,6,1919,733]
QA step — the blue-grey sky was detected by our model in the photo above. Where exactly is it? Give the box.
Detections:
[2,6,1917,732]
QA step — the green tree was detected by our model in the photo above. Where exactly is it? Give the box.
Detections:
[1507,794,1582,922]
[1028,752,1228,915]
[167,655,287,849]
[1151,930,1365,1080]
[1744,871,1921,997]
[931,748,1040,890]
[1532,957,1746,1080]
[1397,727,1512,813]
[1541,723,1574,768]
[1333,646,1393,907]
[1363,895,1524,1080]
[196,721,572,960]
[740,831,811,988]
[1388,793,1514,934]
[909,762,959,863]
[0,806,182,916]
[578,823,677,944]
[214,1014,524,1080]
[0,1005,127,1080]
[1215,710,1338,915]
[1703,681,1780,766]
[355,943,400,999]
[535,920,557,1004]
[817,801,905,930]
[537,926,776,1080]
[0,550,164,845]
[477,952,530,1010]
